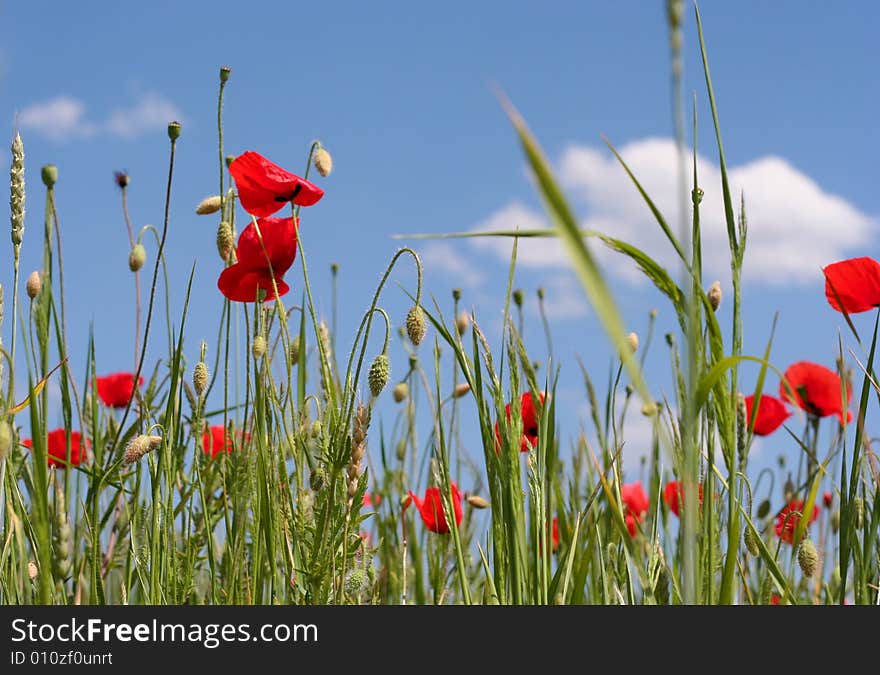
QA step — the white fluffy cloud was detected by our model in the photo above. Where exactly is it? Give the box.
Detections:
[418,241,485,288]
[17,92,182,141]
[471,138,877,286]
[19,96,96,140]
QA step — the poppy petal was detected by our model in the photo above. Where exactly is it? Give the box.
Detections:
[234,217,298,275]
[779,361,851,423]
[218,266,290,303]
[229,152,324,217]
[744,393,792,436]
[824,257,880,314]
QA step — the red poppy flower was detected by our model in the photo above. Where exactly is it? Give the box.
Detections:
[663,480,704,517]
[405,483,463,534]
[743,394,791,436]
[770,593,781,606]
[551,517,560,553]
[774,498,819,544]
[363,492,381,508]
[823,491,833,509]
[202,424,248,459]
[229,151,324,218]
[779,361,852,425]
[823,257,880,314]
[494,392,545,453]
[621,481,649,537]
[95,372,144,408]
[218,217,298,303]
[23,429,86,468]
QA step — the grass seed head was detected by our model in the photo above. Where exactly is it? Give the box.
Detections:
[368,354,390,397]
[797,538,818,577]
[216,221,235,261]
[406,305,427,346]
[193,361,208,396]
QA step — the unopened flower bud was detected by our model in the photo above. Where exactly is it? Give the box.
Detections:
[368,353,390,397]
[196,195,223,215]
[455,311,470,336]
[708,281,722,312]
[783,477,794,502]
[41,164,58,188]
[124,434,162,465]
[128,243,146,272]
[797,538,818,577]
[193,361,208,396]
[453,383,471,398]
[743,525,760,556]
[756,499,771,520]
[406,306,427,346]
[252,335,267,360]
[691,187,704,205]
[467,495,490,509]
[28,561,38,580]
[537,287,545,301]
[167,121,182,141]
[452,288,462,301]
[225,154,235,168]
[216,221,234,261]
[512,289,524,308]
[114,171,130,188]
[314,147,333,177]
[625,332,639,353]
[219,65,231,82]
[641,401,658,417]
[26,271,41,299]
[392,382,408,403]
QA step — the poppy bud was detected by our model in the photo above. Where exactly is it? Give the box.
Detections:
[783,477,794,502]
[756,499,771,519]
[641,401,658,417]
[665,332,675,347]
[406,306,427,346]
[26,270,41,299]
[196,195,223,215]
[626,332,639,353]
[167,121,182,141]
[252,335,267,360]
[225,154,235,168]
[314,147,333,177]
[392,382,408,403]
[453,383,471,398]
[455,310,470,336]
[368,353,390,397]
[128,243,146,272]
[452,288,462,301]
[124,434,162,465]
[41,164,58,188]
[288,337,300,366]
[193,361,208,396]
[708,281,722,311]
[219,65,231,82]
[114,171,130,188]
[331,262,339,275]
[0,420,11,460]
[512,289,524,308]
[743,525,760,556]
[537,287,545,301]
[797,538,818,577]
[28,561,38,581]
[216,221,234,261]
[467,495,489,509]
[396,439,406,461]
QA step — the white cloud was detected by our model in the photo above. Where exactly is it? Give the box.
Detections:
[17,92,182,142]
[418,241,485,288]
[105,91,183,139]
[471,138,877,286]
[19,96,96,140]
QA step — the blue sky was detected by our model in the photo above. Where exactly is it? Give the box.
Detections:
[2,1,878,485]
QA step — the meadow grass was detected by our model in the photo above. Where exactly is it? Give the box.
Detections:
[0,3,877,606]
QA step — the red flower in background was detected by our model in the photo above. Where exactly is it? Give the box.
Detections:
[494,392,545,453]
[823,257,880,314]
[405,483,463,534]
[775,498,819,544]
[779,361,852,424]
[743,394,791,436]
[24,429,86,468]
[551,517,560,553]
[218,217,298,303]
[363,493,381,508]
[95,372,144,408]
[823,491,833,509]
[229,151,324,218]
[202,424,247,459]
[621,481,649,537]
[663,480,704,517]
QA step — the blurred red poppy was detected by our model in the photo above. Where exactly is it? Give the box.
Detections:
[744,393,791,436]
[405,483,463,534]
[363,492,381,508]
[779,361,852,424]
[663,480,704,517]
[823,491,833,509]
[621,481,649,537]
[229,151,324,218]
[823,257,880,314]
[23,429,86,468]
[218,217,297,302]
[551,517,560,553]
[775,498,819,544]
[494,391,545,453]
[202,424,248,459]
[95,372,144,408]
